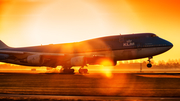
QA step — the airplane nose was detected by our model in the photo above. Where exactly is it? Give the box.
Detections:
[167,41,173,47]
[166,40,173,50]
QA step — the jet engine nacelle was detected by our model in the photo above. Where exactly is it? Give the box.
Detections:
[27,55,41,65]
[0,54,9,60]
[86,57,117,66]
[70,56,85,66]
[70,56,117,66]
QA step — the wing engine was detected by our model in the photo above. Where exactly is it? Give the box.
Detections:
[71,56,85,66]
[86,56,117,66]
[27,55,42,65]
[70,56,117,66]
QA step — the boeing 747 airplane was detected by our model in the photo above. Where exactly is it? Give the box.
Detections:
[0,33,173,74]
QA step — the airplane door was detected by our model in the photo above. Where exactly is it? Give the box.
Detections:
[119,36,124,47]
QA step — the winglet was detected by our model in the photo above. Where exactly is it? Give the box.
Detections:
[0,40,10,49]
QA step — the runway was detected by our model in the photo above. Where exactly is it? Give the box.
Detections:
[1,73,180,100]
[1,94,180,101]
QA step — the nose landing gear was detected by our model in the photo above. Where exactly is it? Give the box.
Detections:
[147,57,152,68]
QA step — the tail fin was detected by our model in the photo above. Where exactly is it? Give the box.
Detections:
[0,40,10,49]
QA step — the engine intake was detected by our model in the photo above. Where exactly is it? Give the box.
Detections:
[70,56,117,66]
[71,56,85,66]
[27,55,42,65]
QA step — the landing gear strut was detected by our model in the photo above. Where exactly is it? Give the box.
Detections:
[147,57,152,68]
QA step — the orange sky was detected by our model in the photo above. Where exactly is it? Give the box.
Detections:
[0,0,179,62]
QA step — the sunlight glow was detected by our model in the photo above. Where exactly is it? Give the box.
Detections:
[100,66,113,78]
[99,59,114,78]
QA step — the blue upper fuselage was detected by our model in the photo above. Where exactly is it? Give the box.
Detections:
[99,33,173,50]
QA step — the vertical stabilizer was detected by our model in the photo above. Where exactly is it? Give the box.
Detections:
[0,40,10,49]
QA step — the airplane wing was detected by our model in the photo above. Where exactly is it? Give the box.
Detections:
[0,50,24,54]
[0,40,114,68]
[0,50,65,56]
[0,50,66,67]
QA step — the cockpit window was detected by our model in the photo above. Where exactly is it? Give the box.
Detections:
[151,34,158,37]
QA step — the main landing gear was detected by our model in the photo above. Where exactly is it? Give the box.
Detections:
[60,68,75,74]
[60,65,88,74]
[60,66,75,74]
[147,57,152,68]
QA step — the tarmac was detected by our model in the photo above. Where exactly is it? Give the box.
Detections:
[1,72,180,100]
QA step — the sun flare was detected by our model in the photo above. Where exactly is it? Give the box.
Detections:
[100,66,113,78]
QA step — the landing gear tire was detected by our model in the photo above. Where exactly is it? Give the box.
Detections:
[147,63,152,68]
[79,68,88,74]
[60,68,75,74]
[147,56,153,68]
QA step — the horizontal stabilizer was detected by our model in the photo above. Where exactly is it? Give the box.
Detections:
[0,40,9,49]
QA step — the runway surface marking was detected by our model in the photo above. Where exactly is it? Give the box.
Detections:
[138,74,180,78]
